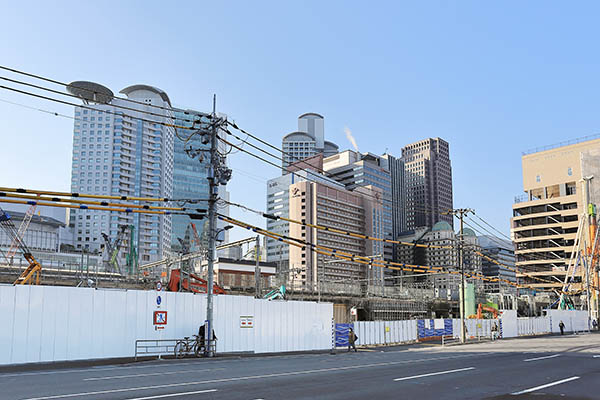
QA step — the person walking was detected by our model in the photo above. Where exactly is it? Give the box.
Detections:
[348,327,358,352]
[559,320,565,335]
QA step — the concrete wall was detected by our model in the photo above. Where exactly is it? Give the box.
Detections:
[0,284,333,366]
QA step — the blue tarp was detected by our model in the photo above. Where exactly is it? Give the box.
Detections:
[335,323,353,347]
[417,319,452,338]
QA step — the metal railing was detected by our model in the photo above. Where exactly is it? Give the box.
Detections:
[522,133,600,156]
[134,338,218,360]
[135,339,178,360]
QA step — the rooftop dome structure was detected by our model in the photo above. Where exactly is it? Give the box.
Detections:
[461,227,477,237]
[431,221,452,232]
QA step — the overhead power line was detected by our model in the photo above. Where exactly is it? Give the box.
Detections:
[218,214,565,293]
[0,65,202,117]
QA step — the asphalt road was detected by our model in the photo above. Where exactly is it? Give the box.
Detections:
[2,334,600,400]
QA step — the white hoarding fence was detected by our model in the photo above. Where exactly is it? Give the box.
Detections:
[517,317,550,336]
[0,284,333,366]
[353,320,417,346]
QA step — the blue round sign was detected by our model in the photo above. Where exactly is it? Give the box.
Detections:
[156,295,162,306]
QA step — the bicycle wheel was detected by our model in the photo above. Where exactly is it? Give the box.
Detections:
[193,341,202,358]
[174,341,186,359]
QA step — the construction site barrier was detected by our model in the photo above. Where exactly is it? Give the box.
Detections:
[354,320,417,345]
[0,284,332,365]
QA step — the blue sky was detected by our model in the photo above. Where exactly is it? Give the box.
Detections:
[1,1,599,241]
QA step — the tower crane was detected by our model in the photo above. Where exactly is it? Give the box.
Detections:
[0,207,41,285]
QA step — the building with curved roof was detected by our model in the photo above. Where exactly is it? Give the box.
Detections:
[119,84,172,106]
[68,82,175,267]
[282,113,338,172]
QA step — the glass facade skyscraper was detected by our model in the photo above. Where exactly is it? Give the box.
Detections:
[171,110,211,253]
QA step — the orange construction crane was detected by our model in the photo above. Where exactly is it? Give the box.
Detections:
[167,268,226,294]
[0,207,41,285]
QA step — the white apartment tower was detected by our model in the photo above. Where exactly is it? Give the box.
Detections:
[68,82,174,265]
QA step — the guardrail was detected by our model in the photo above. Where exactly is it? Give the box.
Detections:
[134,338,218,360]
[135,339,178,360]
[441,335,458,347]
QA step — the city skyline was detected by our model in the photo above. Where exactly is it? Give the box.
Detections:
[3,2,600,243]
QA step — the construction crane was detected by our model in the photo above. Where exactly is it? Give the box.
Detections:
[263,285,286,301]
[101,225,130,274]
[167,269,227,294]
[5,202,37,259]
[125,225,138,276]
[0,207,41,285]
[191,222,202,250]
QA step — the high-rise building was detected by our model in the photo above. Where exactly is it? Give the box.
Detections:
[511,136,600,289]
[281,113,338,171]
[68,83,174,265]
[288,180,384,290]
[323,151,389,269]
[401,138,453,230]
[265,163,343,272]
[170,110,230,253]
[478,235,517,294]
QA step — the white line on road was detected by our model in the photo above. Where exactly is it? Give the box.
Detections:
[84,368,225,381]
[22,353,490,400]
[511,376,580,395]
[393,367,475,382]
[593,355,600,358]
[123,389,217,400]
[523,354,561,362]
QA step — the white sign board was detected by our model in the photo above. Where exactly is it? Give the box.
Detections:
[240,316,254,328]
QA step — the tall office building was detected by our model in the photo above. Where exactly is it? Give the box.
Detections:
[401,138,453,230]
[68,83,174,265]
[171,110,210,253]
[323,150,403,262]
[265,163,343,272]
[281,113,338,171]
[288,180,384,290]
[170,110,230,253]
[511,136,600,289]
[478,235,517,294]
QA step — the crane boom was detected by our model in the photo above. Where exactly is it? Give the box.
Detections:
[0,207,41,285]
[6,203,37,258]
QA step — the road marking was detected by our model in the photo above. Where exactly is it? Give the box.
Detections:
[593,355,600,358]
[84,368,224,381]
[511,376,580,395]
[124,389,217,400]
[22,353,490,400]
[523,354,561,362]
[393,367,475,382]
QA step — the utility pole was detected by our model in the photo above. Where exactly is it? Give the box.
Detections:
[204,95,231,357]
[444,208,473,344]
[254,235,261,298]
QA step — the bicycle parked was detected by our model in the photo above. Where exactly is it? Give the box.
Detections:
[174,335,201,359]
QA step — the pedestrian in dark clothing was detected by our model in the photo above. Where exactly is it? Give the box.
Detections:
[559,320,565,335]
[348,328,358,352]
[198,324,217,349]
